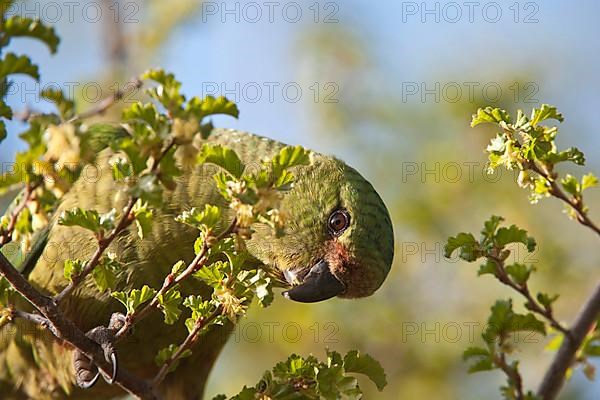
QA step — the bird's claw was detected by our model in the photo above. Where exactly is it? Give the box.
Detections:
[73,313,125,389]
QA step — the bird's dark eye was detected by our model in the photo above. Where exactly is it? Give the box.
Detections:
[328,209,350,236]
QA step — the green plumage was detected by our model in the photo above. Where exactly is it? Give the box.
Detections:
[0,129,394,399]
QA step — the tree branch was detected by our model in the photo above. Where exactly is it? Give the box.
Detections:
[537,283,600,399]
[54,197,136,303]
[529,162,600,238]
[114,219,237,341]
[66,78,142,123]
[152,306,223,387]
[0,252,157,399]
[0,182,39,246]
[488,253,569,335]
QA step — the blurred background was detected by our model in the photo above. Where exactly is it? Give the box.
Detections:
[3,0,600,398]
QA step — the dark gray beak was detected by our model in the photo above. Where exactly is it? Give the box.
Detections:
[282,260,346,303]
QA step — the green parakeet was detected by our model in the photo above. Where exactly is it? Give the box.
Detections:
[0,128,394,399]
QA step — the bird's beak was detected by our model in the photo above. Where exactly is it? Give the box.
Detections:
[282,259,346,303]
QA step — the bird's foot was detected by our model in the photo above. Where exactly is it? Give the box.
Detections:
[73,312,126,389]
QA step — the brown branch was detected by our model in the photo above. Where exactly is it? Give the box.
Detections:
[494,352,525,399]
[151,306,223,387]
[66,78,142,123]
[529,162,600,238]
[488,254,569,335]
[0,183,39,247]
[115,219,236,341]
[537,283,600,399]
[12,309,50,326]
[54,198,136,303]
[56,139,175,303]
[519,163,600,399]
[0,252,157,399]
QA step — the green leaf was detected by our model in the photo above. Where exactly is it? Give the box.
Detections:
[171,260,186,276]
[495,225,536,252]
[3,17,60,53]
[115,137,149,175]
[133,201,153,240]
[141,69,185,115]
[246,269,273,307]
[111,285,157,314]
[545,147,585,166]
[0,120,6,143]
[478,259,497,276]
[484,300,546,341]
[343,350,387,391]
[63,259,84,282]
[99,209,117,231]
[155,344,192,372]
[129,174,163,207]
[505,263,533,285]
[482,215,504,238]
[269,145,311,188]
[486,135,507,153]
[530,104,564,127]
[463,347,495,373]
[537,292,559,309]
[560,174,580,197]
[186,95,239,120]
[463,346,491,360]
[467,358,496,373]
[197,144,244,178]
[0,99,12,119]
[175,204,221,231]
[193,236,204,255]
[92,254,120,292]
[183,295,213,321]
[58,208,101,233]
[193,261,226,288]
[40,88,74,119]
[122,101,164,131]
[444,232,480,261]
[141,69,180,88]
[0,53,39,80]
[110,157,133,181]
[582,173,598,191]
[471,107,510,127]
[158,288,183,325]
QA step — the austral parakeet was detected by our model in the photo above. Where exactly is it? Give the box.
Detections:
[0,129,394,399]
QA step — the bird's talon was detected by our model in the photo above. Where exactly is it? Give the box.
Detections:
[73,319,121,388]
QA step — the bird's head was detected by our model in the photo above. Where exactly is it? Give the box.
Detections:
[246,153,394,303]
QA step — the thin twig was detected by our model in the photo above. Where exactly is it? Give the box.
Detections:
[152,306,223,387]
[494,352,525,399]
[54,198,136,303]
[0,252,157,399]
[56,139,175,303]
[0,183,39,247]
[66,78,142,123]
[115,219,237,341]
[488,254,569,335]
[529,162,600,238]
[12,309,51,326]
